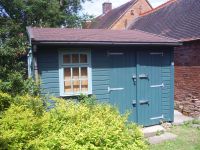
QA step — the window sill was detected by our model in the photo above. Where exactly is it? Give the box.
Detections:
[60,92,92,97]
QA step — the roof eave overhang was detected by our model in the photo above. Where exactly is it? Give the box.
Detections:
[31,41,182,46]
[181,38,200,43]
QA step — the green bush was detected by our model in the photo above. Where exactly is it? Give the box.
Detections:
[13,94,45,116]
[0,91,13,112]
[78,94,97,106]
[0,94,147,150]
[0,90,43,114]
[0,75,41,96]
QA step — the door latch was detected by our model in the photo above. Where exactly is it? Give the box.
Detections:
[132,100,136,107]
[132,74,137,85]
[108,87,124,93]
[139,100,149,105]
[139,74,148,79]
[150,115,164,120]
[150,83,164,88]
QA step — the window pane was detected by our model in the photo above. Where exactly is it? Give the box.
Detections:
[72,54,79,63]
[64,81,71,93]
[72,68,79,79]
[64,68,71,80]
[63,54,70,64]
[81,80,88,92]
[73,80,80,93]
[80,54,87,63]
[81,67,88,78]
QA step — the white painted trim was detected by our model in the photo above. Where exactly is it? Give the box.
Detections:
[27,50,33,78]
[108,87,124,93]
[58,51,64,96]
[150,83,164,88]
[150,115,164,120]
[88,50,93,95]
[58,49,92,97]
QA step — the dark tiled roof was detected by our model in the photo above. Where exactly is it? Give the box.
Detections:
[129,0,200,41]
[89,0,137,29]
[27,27,179,45]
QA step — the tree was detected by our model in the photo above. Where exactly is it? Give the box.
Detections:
[0,0,91,27]
[0,0,91,95]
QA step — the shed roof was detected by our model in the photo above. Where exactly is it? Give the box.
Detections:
[129,0,200,41]
[27,27,179,45]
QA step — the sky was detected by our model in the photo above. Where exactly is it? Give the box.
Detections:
[82,0,169,16]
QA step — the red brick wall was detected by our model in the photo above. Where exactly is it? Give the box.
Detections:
[174,40,200,117]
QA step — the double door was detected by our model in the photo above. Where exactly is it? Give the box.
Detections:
[108,50,163,126]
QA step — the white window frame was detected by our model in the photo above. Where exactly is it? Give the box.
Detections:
[59,50,92,96]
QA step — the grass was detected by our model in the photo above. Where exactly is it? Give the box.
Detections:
[149,120,200,150]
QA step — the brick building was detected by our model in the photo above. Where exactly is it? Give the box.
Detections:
[85,0,152,29]
[129,0,200,117]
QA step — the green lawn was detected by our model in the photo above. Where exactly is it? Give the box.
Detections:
[149,120,200,150]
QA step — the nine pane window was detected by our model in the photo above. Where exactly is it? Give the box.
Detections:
[62,53,89,94]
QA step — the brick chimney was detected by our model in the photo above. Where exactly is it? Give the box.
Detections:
[103,2,112,14]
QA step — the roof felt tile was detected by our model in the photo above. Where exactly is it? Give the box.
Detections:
[129,0,200,41]
[27,27,179,45]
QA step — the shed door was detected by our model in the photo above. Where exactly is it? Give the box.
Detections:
[108,50,137,122]
[137,51,163,126]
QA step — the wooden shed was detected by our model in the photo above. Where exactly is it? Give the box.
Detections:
[27,27,180,126]
[129,0,200,117]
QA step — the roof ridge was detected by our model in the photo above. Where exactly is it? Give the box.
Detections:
[129,0,200,41]
[145,0,153,9]
[109,0,138,29]
[95,0,136,19]
[90,0,138,29]
[140,0,177,17]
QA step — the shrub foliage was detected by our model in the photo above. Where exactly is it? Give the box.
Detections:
[0,92,12,112]
[0,0,92,96]
[0,94,147,150]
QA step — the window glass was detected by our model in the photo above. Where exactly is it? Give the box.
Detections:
[64,81,71,92]
[80,54,87,63]
[73,80,80,93]
[64,68,71,80]
[63,54,70,64]
[81,80,88,92]
[81,67,87,78]
[72,54,79,63]
[72,68,79,79]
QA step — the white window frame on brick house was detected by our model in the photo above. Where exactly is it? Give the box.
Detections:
[59,50,92,96]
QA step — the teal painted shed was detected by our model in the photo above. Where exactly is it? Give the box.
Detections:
[27,27,180,126]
